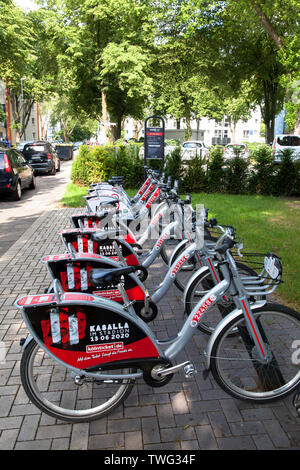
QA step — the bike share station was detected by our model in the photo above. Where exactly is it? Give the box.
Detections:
[143,115,173,240]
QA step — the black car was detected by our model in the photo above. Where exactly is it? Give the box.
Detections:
[21,141,60,175]
[0,147,36,200]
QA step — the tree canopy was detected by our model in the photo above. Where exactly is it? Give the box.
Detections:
[0,0,298,142]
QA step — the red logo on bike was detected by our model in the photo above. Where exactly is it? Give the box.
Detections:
[156,231,169,249]
[190,295,217,327]
[170,255,189,278]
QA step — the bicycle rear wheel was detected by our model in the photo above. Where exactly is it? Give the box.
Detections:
[210,303,300,402]
[20,339,135,422]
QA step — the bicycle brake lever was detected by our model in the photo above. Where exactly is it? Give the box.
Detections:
[237,243,244,257]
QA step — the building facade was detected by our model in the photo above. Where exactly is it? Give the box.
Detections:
[122,107,264,145]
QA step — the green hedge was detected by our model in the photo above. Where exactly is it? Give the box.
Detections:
[71,143,300,197]
[71,143,144,188]
[165,144,300,197]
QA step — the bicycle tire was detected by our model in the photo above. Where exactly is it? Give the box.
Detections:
[185,262,259,335]
[20,338,135,423]
[160,239,182,265]
[210,303,300,403]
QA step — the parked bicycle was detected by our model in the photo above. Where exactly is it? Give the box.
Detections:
[17,227,300,422]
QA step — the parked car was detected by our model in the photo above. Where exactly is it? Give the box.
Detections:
[21,141,60,175]
[0,147,36,200]
[223,143,249,161]
[73,141,85,151]
[272,134,300,163]
[181,141,209,159]
[139,142,177,159]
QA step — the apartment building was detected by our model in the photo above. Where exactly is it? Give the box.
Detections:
[122,107,264,145]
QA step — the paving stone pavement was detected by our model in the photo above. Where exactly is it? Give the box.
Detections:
[0,207,299,451]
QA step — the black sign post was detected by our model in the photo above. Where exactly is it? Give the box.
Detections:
[144,116,165,175]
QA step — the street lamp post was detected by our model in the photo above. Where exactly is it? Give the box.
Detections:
[20,78,26,141]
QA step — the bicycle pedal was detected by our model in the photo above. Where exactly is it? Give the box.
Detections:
[184,363,197,378]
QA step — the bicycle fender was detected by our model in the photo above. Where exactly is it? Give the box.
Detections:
[20,334,33,351]
[183,266,209,307]
[204,300,267,372]
[169,239,189,266]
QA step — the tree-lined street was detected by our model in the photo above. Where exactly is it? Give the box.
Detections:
[1,0,299,144]
[0,160,72,257]
[0,0,299,453]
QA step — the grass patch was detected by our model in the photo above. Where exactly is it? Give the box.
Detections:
[191,192,300,311]
[61,183,88,208]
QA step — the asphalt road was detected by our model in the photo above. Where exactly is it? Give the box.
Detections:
[0,159,73,259]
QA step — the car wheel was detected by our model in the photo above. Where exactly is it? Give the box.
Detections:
[12,181,22,201]
[29,175,36,190]
[57,161,61,172]
[50,164,56,175]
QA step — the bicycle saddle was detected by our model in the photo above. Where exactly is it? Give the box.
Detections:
[89,265,147,287]
[91,230,126,242]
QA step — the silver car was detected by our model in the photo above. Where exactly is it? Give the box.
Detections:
[223,144,249,161]
[181,141,208,160]
[272,134,300,163]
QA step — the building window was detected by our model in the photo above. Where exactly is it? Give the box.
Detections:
[32,132,36,139]
[243,130,249,139]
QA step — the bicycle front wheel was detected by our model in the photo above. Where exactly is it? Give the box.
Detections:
[20,339,135,422]
[210,303,300,402]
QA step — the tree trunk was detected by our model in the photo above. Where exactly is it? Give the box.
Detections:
[101,88,110,145]
[115,110,123,141]
[265,121,274,144]
[133,120,143,140]
[9,90,34,142]
[184,99,192,140]
[250,1,283,50]
[228,116,236,143]
[293,109,300,135]
[64,129,69,142]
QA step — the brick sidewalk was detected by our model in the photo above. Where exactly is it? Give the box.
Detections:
[0,207,299,450]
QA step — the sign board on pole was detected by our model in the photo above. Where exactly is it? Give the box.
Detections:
[144,116,165,161]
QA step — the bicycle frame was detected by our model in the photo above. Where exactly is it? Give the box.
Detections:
[17,251,268,384]
[85,173,162,215]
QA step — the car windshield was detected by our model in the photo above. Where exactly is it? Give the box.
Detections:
[277,136,300,147]
[23,144,47,154]
[227,145,245,150]
[184,143,200,148]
